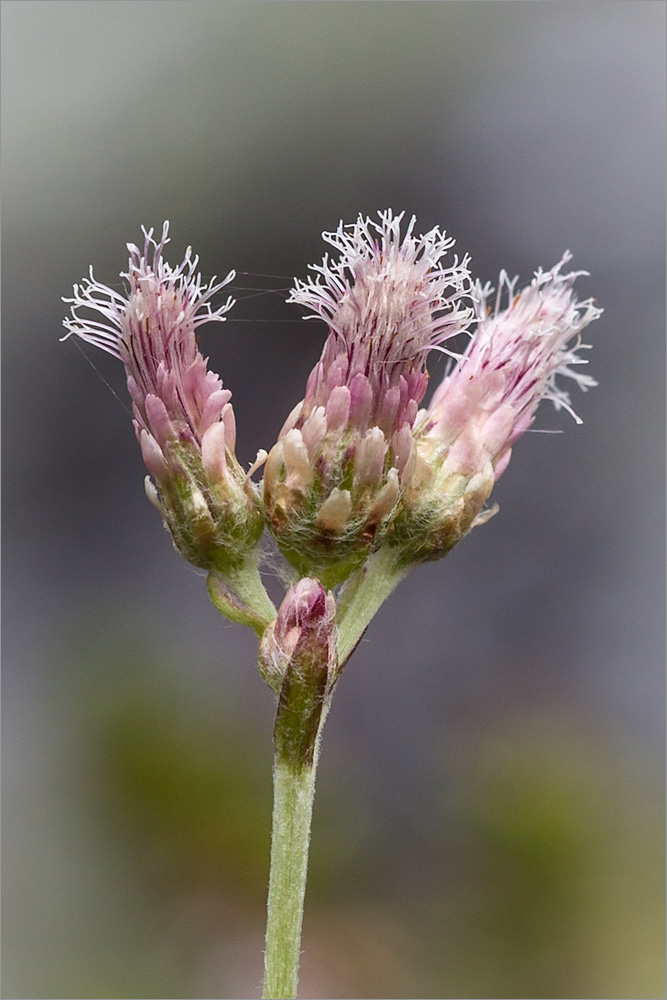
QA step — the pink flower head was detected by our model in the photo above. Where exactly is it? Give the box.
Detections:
[423,252,602,483]
[390,252,602,564]
[264,211,474,585]
[62,223,264,570]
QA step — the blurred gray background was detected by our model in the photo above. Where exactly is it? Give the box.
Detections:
[2,2,665,998]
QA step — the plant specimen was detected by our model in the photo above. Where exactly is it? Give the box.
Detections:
[63,212,601,999]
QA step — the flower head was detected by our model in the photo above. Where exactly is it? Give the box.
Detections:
[392,253,603,562]
[62,223,264,571]
[263,211,474,586]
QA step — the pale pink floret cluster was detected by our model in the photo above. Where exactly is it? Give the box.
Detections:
[270,213,474,513]
[288,210,473,437]
[423,252,602,482]
[62,223,237,485]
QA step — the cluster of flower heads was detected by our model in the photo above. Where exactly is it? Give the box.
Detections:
[63,213,601,586]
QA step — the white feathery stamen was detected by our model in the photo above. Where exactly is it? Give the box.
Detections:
[62,221,235,358]
[288,210,474,366]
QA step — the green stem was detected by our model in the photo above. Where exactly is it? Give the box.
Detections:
[337,545,409,665]
[207,559,277,635]
[262,752,319,999]
[260,548,407,997]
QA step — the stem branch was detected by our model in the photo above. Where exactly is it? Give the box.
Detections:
[207,559,276,635]
[337,546,409,665]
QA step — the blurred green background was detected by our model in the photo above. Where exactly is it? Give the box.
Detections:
[2,2,665,998]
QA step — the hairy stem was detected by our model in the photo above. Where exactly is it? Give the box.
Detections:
[261,549,406,997]
[262,751,319,999]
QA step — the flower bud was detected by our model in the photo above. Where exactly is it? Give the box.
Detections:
[259,579,338,765]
